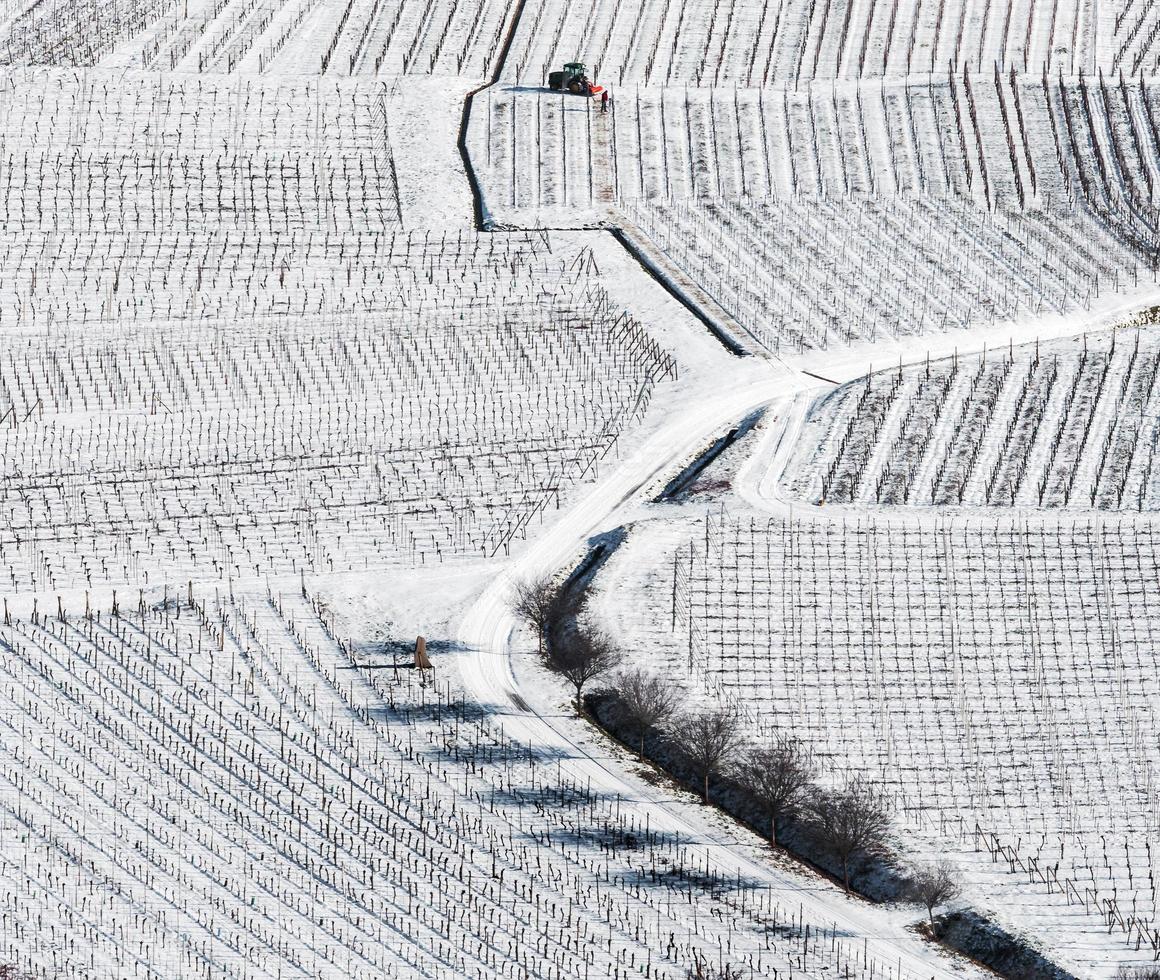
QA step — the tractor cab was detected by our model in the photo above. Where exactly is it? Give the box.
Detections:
[548,62,603,97]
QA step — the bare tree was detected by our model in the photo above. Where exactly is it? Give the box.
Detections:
[510,575,562,655]
[734,735,814,847]
[806,778,891,893]
[669,706,744,803]
[545,626,618,713]
[615,668,683,758]
[511,575,583,656]
[908,861,961,925]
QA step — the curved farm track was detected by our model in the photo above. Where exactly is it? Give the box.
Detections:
[450,60,1005,980]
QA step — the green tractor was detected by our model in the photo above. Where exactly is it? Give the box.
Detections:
[548,62,603,97]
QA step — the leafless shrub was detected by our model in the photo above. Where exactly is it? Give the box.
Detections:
[734,735,814,846]
[545,626,619,713]
[806,778,891,893]
[615,667,683,758]
[510,574,565,654]
[908,861,962,924]
[669,706,745,803]
[1115,967,1160,980]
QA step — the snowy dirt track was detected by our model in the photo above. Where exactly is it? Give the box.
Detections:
[452,373,977,980]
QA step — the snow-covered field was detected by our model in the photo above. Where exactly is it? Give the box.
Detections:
[593,488,1160,976]
[782,323,1160,507]
[469,73,1160,354]
[1,0,1159,976]
[0,0,513,76]
[4,587,931,977]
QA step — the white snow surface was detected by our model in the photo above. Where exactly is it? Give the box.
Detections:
[1,0,1160,977]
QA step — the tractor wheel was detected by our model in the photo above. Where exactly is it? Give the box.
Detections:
[567,80,582,94]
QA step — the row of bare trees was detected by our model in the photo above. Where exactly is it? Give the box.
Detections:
[512,575,961,912]
[674,704,883,894]
[511,574,618,710]
[638,681,961,912]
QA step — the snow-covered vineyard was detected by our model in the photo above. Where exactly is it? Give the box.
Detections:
[0,309,671,591]
[0,0,514,75]
[2,590,913,977]
[0,71,403,234]
[1,0,1159,977]
[784,325,1160,507]
[595,503,1160,976]
[470,72,1160,351]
